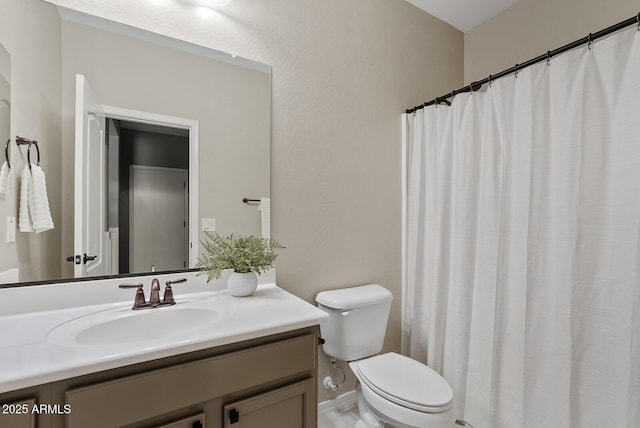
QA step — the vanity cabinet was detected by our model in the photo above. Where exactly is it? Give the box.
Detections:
[0,328,319,428]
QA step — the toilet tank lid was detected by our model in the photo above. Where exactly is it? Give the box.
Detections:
[315,284,393,310]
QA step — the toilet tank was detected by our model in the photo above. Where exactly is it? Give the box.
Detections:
[315,284,393,361]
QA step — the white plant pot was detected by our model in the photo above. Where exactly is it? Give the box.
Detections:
[227,271,258,297]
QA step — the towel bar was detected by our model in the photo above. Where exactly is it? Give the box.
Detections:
[4,139,9,169]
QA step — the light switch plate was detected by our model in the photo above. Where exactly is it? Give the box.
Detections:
[201,218,216,232]
[6,216,16,243]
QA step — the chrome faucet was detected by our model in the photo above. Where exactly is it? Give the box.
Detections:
[119,278,187,310]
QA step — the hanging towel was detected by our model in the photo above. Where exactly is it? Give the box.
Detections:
[30,164,54,233]
[18,165,34,232]
[259,197,271,239]
[0,161,9,194]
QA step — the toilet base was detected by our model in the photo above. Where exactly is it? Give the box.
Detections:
[355,384,386,427]
[354,382,455,428]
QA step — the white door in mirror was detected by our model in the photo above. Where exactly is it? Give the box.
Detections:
[74,74,109,278]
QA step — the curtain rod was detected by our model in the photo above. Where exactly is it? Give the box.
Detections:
[405,12,640,114]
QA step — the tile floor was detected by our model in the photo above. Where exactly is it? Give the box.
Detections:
[318,402,360,428]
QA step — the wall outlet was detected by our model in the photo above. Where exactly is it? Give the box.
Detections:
[6,216,16,243]
[201,218,216,232]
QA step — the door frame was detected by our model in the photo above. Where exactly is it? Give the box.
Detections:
[102,105,199,268]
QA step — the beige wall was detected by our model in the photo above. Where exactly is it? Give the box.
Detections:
[0,0,61,281]
[464,0,639,84]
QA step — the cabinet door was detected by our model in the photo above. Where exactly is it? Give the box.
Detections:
[0,398,36,428]
[223,379,315,428]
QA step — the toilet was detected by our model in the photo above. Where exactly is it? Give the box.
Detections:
[316,284,454,428]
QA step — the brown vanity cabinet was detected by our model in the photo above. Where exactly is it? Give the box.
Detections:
[0,327,319,428]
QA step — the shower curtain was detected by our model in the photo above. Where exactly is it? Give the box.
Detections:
[402,27,640,428]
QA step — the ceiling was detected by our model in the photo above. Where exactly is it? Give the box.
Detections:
[405,0,522,32]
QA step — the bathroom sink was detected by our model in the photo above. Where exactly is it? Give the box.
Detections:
[47,300,228,347]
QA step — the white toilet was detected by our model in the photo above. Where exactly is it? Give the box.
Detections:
[316,284,455,428]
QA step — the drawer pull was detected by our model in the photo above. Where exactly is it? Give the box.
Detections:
[229,408,239,424]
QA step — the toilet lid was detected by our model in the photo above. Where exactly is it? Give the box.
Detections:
[356,353,453,412]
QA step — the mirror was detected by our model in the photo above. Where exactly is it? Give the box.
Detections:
[0,42,11,283]
[0,1,271,286]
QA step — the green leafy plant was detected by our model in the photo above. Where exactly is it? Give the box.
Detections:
[196,232,284,282]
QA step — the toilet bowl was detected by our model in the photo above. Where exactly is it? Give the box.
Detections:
[315,284,455,428]
[350,353,454,428]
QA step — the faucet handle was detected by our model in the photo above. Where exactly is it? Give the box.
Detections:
[163,278,187,305]
[118,283,143,288]
[119,283,147,309]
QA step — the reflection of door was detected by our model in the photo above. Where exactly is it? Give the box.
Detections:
[129,166,188,273]
[74,74,109,278]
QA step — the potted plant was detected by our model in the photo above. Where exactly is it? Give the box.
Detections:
[196,232,284,296]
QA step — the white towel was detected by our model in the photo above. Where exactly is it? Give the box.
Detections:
[18,164,54,233]
[18,166,34,232]
[30,164,54,233]
[259,197,271,239]
[0,161,10,194]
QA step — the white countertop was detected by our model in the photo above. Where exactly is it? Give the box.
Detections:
[0,274,328,394]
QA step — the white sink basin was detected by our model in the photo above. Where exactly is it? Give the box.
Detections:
[47,300,231,347]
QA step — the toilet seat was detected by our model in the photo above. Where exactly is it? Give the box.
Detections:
[354,353,453,413]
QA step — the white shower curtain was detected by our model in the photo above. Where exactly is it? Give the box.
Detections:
[403,27,640,428]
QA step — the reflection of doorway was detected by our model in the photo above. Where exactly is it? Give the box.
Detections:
[74,75,199,278]
[107,119,190,274]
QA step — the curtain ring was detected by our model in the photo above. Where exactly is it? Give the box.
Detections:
[435,97,439,107]
[588,33,593,50]
[488,74,493,88]
[4,139,10,170]
[546,51,552,66]
[513,64,519,78]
